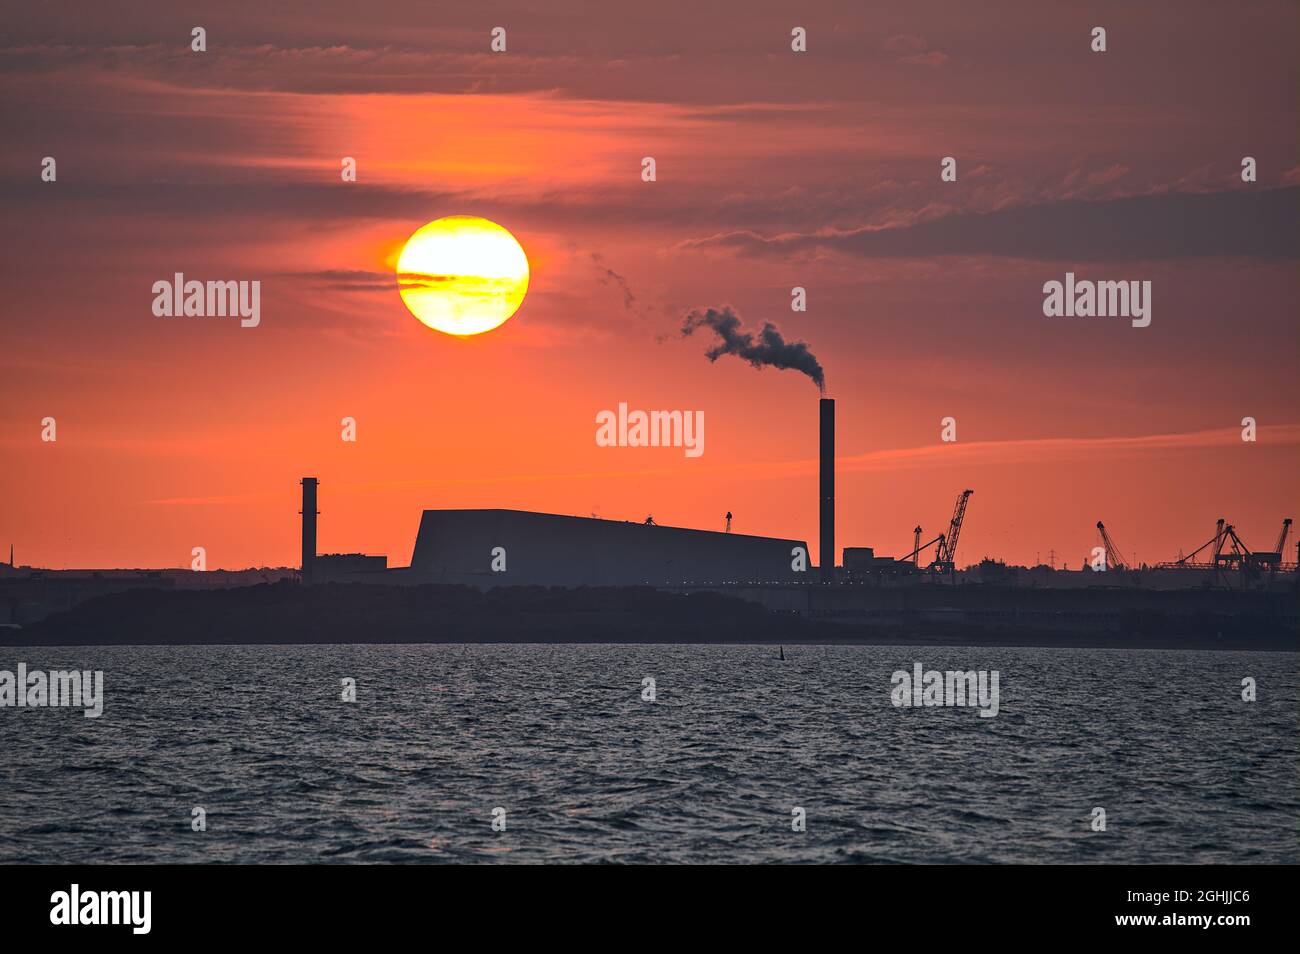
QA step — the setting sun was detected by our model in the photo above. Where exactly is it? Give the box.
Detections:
[396,215,529,336]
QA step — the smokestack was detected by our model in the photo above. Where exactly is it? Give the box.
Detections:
[300,477,318,586]
[820,398,835,583]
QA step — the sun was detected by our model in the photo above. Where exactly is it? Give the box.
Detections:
[396,215,529,336]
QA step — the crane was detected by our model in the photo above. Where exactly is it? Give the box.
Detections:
[895,490,973,577]
[934,490,973,574]
[1095,521,1128,571]
[1215,524,1250,567]
[1234,519,1293,573]
[1272,518,1292,562]
[1211,518,1228,565]
[896,530,944,567]
[1158,517,1296,588]
[1164,519,1226,568]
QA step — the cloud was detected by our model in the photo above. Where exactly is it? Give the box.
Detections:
[682,187,1300,262]
[882,34,950,68]
[281,269,395,292]
[835,424,1300,473]
[899,51,950,68]
[709,423,1300,482]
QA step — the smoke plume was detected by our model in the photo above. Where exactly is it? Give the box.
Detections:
[680,306,825,392]
[591,252,637,312]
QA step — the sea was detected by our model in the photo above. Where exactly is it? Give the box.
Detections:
[0,643,1295,864]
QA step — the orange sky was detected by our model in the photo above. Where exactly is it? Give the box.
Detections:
[1,1,1297,570]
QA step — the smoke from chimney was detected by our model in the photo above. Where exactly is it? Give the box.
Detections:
[680,306,825,392]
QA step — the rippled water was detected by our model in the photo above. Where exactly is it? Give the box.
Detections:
[0,643,1295,863]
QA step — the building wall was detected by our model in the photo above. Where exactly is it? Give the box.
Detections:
[409,509,808,586]
[315,554,388,583]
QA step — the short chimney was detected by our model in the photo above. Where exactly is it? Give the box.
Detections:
[300,477,318,585]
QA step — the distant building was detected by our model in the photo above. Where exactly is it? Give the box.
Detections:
[408,509,807,587]
[842,547,914,578]
[315,553,388,583]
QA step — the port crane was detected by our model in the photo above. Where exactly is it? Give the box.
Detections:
[1157,517,1285,587]
[1216,525,1256,572]
[897,490,974,577]
[1274,518,1292,558]
[1095,521,1129,571]
[1211,518,1228,565]
[1242,518,1294,575]
[1162,519,1227,570]
[1260,518,1293,574]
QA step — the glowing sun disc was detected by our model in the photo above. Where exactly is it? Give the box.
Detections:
[397,215,529,336]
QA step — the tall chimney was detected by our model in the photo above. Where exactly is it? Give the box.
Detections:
[819,398,835,583]
[300,477,318,586]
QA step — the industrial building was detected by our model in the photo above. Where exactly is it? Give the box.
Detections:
[289,393,1293,594]
[293,400,826,587]
[407,509,807,586]
[4,392,1294,633]
[6,390,1293,633]
[297,401,834,588]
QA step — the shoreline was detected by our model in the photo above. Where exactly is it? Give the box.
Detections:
[3,635,1295,653]
[5,579,1294,652]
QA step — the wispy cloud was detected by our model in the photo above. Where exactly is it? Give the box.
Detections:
[681,187,1300,262]
[750,424,1300,480]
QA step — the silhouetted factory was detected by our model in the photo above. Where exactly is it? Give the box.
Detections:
[6,398,1295,640]
[407,509,806,585]
[4,396,1295,633]
[294,398,1297,595]
[301,399,834,587]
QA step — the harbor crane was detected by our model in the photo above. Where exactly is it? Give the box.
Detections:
[897,490,974,577]
[1217,525,1256,571]
[1154,516,1297,588]
[936,490,973,573]
[1274,518,1292,557]
[1247,518,1293,573]
[1165,519,1227,569]
[1095,521,1128,571]
[1159,517,1271,586]
[1264,518,1293,573]
[1211,518,1228,565]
